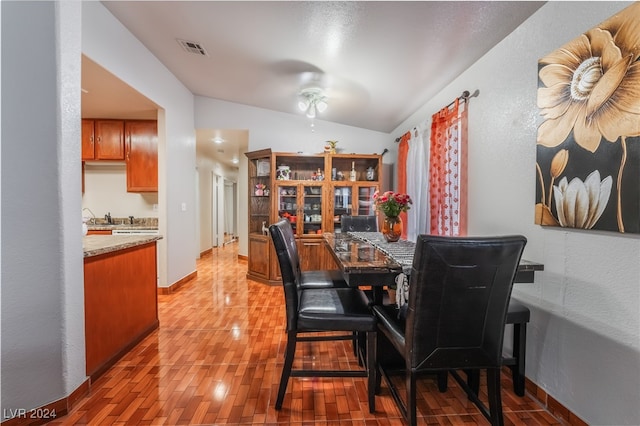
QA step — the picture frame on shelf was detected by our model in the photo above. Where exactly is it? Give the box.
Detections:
[257,159,270,176]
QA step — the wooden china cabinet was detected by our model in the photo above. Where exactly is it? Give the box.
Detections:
[245,149,382,285]
[246,149,273,283]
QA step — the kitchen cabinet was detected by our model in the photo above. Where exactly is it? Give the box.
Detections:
[81,118,158,193]
[87,230,112,235]
[81,120,95,161]
[245,149,381,285]
[84,239,158,380]
[125,120,158,192]
[82,119,125,160]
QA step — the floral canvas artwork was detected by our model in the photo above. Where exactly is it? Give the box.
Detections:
[535,3,640,233]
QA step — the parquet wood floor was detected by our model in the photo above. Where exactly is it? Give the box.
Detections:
[49,243,561,425]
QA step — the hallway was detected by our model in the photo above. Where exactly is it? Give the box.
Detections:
[50,243,561,425]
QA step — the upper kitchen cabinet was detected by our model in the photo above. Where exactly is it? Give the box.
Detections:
[125,120,158,192]
[82,119,125,160]
[81,120,95,161]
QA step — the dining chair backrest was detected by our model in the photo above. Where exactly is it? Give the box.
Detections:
[341,215,378,232]
[269,219,303,331]
[406,234,527,370]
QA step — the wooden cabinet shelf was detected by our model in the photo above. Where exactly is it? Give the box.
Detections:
[245,149,382,285]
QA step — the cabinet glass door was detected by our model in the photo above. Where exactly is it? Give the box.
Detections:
[356,186,378,215]
[247,154,271,236]
[276,185,298,234]
[332,185,353,233]
[301,185,323,235]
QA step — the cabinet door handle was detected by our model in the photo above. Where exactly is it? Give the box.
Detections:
[96,136,101,144]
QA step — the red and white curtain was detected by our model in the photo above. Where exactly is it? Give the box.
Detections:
[428,98,468,236]
[396,96,468,239]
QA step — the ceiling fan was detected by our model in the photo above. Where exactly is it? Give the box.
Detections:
[297,87,328,118]
[268,60,369,120]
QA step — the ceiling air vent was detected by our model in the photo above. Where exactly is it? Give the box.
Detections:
[177,39,208,56]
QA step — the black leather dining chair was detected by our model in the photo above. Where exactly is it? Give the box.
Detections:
[274,219,361,362]
[341,214,378,232]
[275,218,348,289]
[373,234,527,426]
[467,299,531,397]
[269,220,378,413]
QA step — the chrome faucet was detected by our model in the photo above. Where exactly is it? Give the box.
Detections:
[82,208,96,224]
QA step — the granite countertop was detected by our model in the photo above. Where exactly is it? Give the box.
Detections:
[87,224,159,231]
[83,235,163,258]
[86,216,158,231]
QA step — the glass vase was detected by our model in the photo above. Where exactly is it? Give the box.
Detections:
[382,215,402,242]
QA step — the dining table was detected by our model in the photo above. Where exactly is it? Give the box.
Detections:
[323,231,544,305]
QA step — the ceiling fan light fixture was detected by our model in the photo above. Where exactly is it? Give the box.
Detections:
[316,100,328,113]
[306,103,317,118]
[298,87,328,118]
[298,99,309,111]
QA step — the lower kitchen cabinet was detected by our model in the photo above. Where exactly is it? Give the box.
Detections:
[87,230,112,235]
[83,241,158,380]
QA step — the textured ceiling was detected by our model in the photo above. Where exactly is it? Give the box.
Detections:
[85,1,545,166]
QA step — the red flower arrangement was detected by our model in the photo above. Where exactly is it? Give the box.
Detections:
[373,191,412,217]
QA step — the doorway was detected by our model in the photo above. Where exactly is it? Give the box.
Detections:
[211,173,238,247]
[223,179,237,245]
[211,172,221,247]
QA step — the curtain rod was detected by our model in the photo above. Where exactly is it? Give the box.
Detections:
[394,89,478,142]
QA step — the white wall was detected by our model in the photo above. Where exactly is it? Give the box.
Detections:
[2,2,199,415]
[82,164,158,220]
[392,2,639,424]
[1,0,86,414]
[194,96,394,256]
[82,2,197,288]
